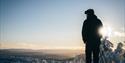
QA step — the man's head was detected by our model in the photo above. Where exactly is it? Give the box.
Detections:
[85,9,94,15]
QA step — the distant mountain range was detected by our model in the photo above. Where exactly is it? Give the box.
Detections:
[0,49,85,63]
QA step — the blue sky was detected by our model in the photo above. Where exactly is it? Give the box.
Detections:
[0,0,125,49]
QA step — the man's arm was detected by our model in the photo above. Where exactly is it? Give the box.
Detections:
[82,21,87,43]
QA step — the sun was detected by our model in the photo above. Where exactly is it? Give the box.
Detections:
[99,26,112,38]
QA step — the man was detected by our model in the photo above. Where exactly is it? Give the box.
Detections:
[82,9,103,63]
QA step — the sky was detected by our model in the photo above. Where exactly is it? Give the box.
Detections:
[0,0,125,50]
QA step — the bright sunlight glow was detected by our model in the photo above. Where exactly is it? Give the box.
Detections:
[99,26,112,38]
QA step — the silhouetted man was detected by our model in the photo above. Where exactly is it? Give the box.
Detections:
[82,9,103,63]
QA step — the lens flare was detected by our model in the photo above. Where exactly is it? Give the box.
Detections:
[99,26,112,38]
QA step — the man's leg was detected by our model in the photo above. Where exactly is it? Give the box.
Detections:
[86,45,92,63]
[93,45,100,63]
